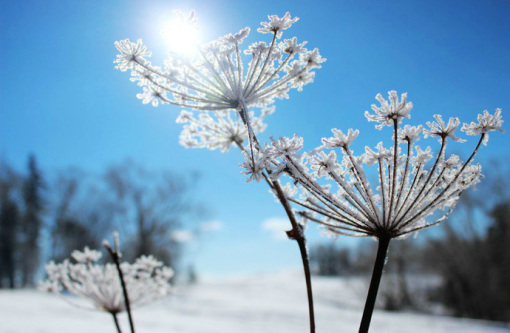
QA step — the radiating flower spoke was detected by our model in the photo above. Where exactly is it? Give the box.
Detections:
[263,92,502,239]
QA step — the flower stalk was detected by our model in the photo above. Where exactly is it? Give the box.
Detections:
[115,12,324,332]
[41,243,173,333]
[111,312,123,333]
[359,235,391,333]
[104,236,136,333]
[235,107,316,332]
[271,176,316,333]
[258,91,502,332]
[114,8,504,332]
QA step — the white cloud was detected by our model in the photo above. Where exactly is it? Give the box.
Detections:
[171,230,195,243]
[261,217,290,240]
[200,220,223,232]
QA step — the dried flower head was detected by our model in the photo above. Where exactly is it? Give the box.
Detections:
[176,106,274,152]
[261,92,503,238]
[40,247,173,314]
[424,114,466,143]
[240,148,270,183]
[462,108,504,145]
[365,91,413,130]
[114,11,325,113]
[258,12,299,38]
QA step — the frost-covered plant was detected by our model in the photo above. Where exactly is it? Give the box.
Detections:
[115,12,323,111]
[115,11,324,332]
[261,92,503,238]
[114,10,324,149]
[41,246,173,333]
[176,106,274,152]
[250,91,503,332]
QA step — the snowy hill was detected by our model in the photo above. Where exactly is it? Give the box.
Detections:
[2,271,509,333]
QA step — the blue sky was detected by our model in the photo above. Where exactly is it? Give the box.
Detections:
[1,0,509,276]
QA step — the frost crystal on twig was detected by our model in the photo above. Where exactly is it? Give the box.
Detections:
[264,91,503,238]
[40,247,173,314]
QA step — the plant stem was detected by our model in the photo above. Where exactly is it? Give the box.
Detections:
[359,235,391,333]
[297,235,316,333]
[272,180,316,333]
[104,244,136,333]
[111,312,123,333]
[235,107,316,333]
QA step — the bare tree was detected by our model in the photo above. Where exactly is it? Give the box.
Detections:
[104,160,199,270]
[424,158,510,321]
[20,155,45,286]
[0,162,21,288]
[50,168,113,262]
[310,244,354,276]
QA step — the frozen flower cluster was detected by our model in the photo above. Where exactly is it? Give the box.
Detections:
[365,91,413,130]
[243,91,503,238]
[114,11,324,114]
[462,108,504,145]
[176,106,274,152]
[40,247,173,314]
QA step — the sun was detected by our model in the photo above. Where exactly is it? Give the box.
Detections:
[161,11,200,57]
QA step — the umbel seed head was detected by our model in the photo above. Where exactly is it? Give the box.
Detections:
[244,91,503,239]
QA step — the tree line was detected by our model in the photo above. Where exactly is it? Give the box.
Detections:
[0,156,200,288]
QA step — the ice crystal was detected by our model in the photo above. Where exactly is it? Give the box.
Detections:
[462,108,504,145]
[321,129,359,148]
[258,12,299,38]
[41,247,173,314]
[264,92,503,238]
[240,148,270,183]
[423,114,465,143]
[268,134,304,158]
[365,91,412,130]
[114,39,152,72]
[308,150,339,178]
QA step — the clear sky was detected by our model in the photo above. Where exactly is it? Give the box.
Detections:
[1,0,509,276]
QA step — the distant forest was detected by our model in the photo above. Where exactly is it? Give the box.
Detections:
[0,156,201,288]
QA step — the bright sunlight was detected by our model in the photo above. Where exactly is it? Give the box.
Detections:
[161,10,200,57]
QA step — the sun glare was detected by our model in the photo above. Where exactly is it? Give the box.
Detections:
[161,14,200,57]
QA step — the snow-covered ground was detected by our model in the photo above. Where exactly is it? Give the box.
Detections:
[2,271,509,333]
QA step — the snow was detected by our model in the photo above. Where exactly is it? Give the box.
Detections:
[1,271,509,333]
